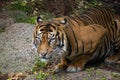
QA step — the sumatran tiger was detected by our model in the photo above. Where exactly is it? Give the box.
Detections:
[32,8,120,72]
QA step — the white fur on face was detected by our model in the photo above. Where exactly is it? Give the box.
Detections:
[40,58,49,62]
[62,40,67,52]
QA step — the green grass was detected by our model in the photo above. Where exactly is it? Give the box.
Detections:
[85,67,95,77]
[40,12,55,21]
[8,10,55,24]
[112,72,120,78]
[36,70,57,80]
[32,57,58,80]
[32,59,47,73]
[8,11,36,24]
[32,58,48,80]
[36,70,49,80]
[100,77,106,80]
[5,0,55,24]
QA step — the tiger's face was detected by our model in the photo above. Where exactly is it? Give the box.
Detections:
[33,17,67,62]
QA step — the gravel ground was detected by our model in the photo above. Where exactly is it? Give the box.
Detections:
[47,69,120,80]
[0,23,120,80]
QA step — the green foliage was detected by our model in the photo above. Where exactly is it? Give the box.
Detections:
[9,11,28,23]
[35,69,57,80]
[100,77,106,80]
[27,16,36,24]
[75,0,82,3]
[32,57,47,73]
[9,11,55,23]
[8,10,36,24]
[40,12,55,21]
[4,0,104,23]
[35,59,46,68]
[7,0,29,13]
[5,0,37,23]
[7,6,54,23]
[86,67,95,77]
[86,67,95,72]
[73,0,103,15]
[84,0,103,8]
[112,72,120,78]
[36,70,49,80]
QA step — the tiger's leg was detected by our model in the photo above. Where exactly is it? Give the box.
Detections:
[54,57,68,72]
[67,54,91,72]
[105,51,120,64]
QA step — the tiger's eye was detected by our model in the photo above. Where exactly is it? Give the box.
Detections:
[49,29,53,32]
[40,29,44,31]
[51,34,54,37]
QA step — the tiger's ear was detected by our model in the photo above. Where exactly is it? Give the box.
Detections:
[37,16,42,23]
[60,18,67,24]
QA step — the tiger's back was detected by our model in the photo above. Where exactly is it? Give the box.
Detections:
[67,8,120,55]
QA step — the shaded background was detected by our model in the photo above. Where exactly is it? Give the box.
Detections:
[0,0,120,18]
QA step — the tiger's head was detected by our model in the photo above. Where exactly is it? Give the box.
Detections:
[32,17,68,62]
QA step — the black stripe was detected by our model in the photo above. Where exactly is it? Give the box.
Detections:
[81,40,84,54]
[48,24,56,29]
[87,10,99,24]
[91,26,97,32]
[114,20,118,33]
[68,24,79,55]
[66,33,72,56]
[67,18,76,27]
[101,9,111,28]
[110,23,116,41]
[113,20,118,41]
[90,40,92,51]
[61,33,64,47]
[69,16,81,26]
[57,35,61,46]
[97,44,102,59]
[104,36,112,57]
[99,40,106,59]
[82,14,94,24]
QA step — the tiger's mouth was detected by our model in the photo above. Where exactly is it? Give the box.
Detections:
[40,57,50,62]
[39,53,52,62]
[39,48,65,62]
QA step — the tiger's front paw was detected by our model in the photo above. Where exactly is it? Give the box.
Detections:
[66,65,83,72]
[54,66,62,73]
[54,64,67,73]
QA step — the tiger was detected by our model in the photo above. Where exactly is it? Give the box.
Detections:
[32,8,120,72]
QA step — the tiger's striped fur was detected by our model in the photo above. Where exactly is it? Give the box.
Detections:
[32,8,120,72]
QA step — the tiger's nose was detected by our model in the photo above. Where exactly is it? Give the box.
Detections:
[39,52,47,58]
[37,49,47,57]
